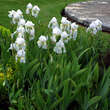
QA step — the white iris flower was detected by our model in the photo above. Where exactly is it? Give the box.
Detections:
[37,35,48,49]
[54,40,66,54]
[70,23,78,40]
[26,3,33,14]
[15,37,26,51]
[32,5,40,17]
[16,49,26,63]
[60,17,71,32]
[61,31,69,43]
[48,17,59,29]
[87,19,102,34]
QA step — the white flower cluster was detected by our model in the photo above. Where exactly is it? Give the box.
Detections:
[8,9,23,24]
[25,21,35,40]
[26,3,40,18]
[9,37,26,63]
[8,3,39,63]
[9,12,27,63]
[37,17,78,54]
[50,17,78,43]
[87,19,102,35]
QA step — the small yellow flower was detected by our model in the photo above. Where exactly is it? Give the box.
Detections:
[6,67,13,80]
[7,67,13,74]
[0,67,13,82]
[0,73,5,81]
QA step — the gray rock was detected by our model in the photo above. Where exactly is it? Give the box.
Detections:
[64,0,110,32]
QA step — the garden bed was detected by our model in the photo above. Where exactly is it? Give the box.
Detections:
[0,0,110,110]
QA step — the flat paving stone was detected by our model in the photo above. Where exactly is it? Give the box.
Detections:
[64,0,110,32]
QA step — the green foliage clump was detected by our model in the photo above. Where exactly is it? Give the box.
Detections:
[0,25,12,65]
[0,0,110,109]
[0,24,110,110]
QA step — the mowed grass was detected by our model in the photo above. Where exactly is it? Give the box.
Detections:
[0,0,86,28]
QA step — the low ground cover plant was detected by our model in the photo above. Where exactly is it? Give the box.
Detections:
[0,2,110,110]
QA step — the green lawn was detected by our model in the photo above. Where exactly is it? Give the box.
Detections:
[0,0,86,29]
